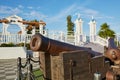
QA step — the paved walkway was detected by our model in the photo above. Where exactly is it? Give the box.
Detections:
[0,58,40,80]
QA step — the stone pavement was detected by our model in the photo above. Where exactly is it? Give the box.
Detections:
[0,58,40,80]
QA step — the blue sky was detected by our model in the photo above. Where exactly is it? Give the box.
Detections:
[0,0,120,35]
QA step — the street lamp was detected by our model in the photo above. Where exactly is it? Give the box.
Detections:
[114,34,119,47]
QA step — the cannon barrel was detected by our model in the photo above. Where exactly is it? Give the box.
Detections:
[30,33,101,56]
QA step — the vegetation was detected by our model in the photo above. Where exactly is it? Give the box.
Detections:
[33,69,43,79]
[0,43,30,50]
[26,25,32,34]
[0,42,15,47]
[26,19,39,34]
[98,23,115,39]
[27,30,32,34]
[30,19,39,22]
[67,15,74,35]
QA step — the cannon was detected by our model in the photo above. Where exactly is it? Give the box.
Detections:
[105,38,120,80]
[30,33,101,56]
[30,33,110,80]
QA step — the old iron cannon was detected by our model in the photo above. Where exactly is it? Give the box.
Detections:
[30,33,109,80]
[105,38,120,80]
[30,33,101,56]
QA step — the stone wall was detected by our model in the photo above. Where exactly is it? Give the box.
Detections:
[0,47,26,59]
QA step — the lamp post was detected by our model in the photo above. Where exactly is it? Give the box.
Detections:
[117,35,119,47]
[114,34,119,47]
[24,30,27,50]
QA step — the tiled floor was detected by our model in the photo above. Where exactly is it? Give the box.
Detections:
[0,58,40,80]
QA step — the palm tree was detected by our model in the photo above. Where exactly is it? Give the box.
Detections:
[98,23,115,39]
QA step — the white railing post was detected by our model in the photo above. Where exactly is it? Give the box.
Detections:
[0,34,33,44]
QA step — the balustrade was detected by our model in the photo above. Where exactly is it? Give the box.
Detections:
[0,34,33,44]
[96,36,108,46]
[0,32,108,47]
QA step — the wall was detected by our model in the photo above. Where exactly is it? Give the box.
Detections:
[0,47,26,59]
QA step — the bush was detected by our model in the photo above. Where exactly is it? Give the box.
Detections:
[0,43,15,47]
[26,43,30,50]
[16,43,24,47]
[16,43,30,50]
[0,43,30,50]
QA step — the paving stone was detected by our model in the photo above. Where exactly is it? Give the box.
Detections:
[0,58,40,80]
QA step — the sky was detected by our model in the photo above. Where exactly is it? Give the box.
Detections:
[0,0,120,35]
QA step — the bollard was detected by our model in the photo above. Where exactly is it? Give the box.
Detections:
[27,63,33,80]
[17,57,22,80]
[27,55,33,80]
[94,72,101,80]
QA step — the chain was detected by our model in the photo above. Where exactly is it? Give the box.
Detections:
[16,54,43,80]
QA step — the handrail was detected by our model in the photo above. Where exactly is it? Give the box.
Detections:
[96,36,108,46]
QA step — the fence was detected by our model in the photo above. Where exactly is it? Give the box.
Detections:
[16,55,44,80]
[0,31,70,44]
[0,32,108,46]
[0,34,32,44]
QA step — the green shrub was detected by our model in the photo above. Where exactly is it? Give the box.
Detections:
[0,43,15,47]
[8,43,15,47]
[17,43,30,49]
[0,43,30,50]
[16,43,24,47]
[26,43,30,50]
[0,43,8,47]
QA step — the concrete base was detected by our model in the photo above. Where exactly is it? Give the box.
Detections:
[0,47,26,59]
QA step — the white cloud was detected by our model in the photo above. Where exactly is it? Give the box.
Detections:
[27,6,33,9]
[74,6,115,20]
[82,8,98,16]
[18,5,24,8]
[37,7,41,9]
[0,6,12,14]
[12,7,22,14]
[23,10,47,20]
[75,7,99,19]
[45,4,102,25]
[0,5,22,15]
[22,4,76,23]
[0,4,114,31]
[43,3,116,31]
[105,16,114,19]
[46,4,76,24]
